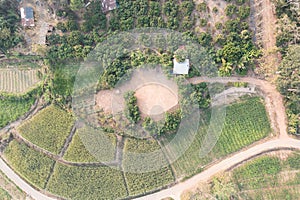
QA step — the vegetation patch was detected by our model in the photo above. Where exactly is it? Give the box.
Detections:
[46,164,127,200]
[123,138,175,196]
[4,140,54,189]
[0,94,35,128]
[18,105,74,154]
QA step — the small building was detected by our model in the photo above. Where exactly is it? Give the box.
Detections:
[20,7,35,27]
[173,59,190,75]
[101,0,117,13]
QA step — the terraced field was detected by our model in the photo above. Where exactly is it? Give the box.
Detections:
[18,105,75,155]
[0,69,40,94]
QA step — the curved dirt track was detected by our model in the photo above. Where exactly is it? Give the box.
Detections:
[0,77,298,200]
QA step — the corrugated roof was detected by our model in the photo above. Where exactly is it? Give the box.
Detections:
[25,7,34,19]
[173,59,190,75]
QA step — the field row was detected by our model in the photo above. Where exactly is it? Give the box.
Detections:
[0,69,40,94]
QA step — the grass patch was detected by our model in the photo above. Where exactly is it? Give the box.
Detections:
[46,164,128,200]
[123,138,175,196]
[0,187,11,200]
[165,97,271,178]
[0,96,35,128]
[18,105,74,154]
[4,140,54,189]
[63,126,116,163]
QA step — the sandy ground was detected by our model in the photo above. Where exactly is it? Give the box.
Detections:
[135,84,178,116]
[95,68,179,119]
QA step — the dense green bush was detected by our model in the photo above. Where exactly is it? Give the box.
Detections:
[124,91,141,124]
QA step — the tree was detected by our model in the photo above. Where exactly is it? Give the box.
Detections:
[70,0,84,11]
[174,48,188,63]
[124,91,141,124]
[277,45,300,135]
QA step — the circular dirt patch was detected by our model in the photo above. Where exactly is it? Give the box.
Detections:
[135,83,178,116]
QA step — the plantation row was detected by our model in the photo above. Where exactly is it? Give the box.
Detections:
[165,97,271,178]
[0,69,40,94]
[18,105,75,155]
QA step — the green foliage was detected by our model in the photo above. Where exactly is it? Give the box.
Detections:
[197,2,207,13]
[63,127,116,163]
[287,153,300,169]
[82,1,106,32]
[238,6,251,19]
[0,187,11,200]
[18,105,75,154]
[163,111,181,132]
[0,94,35,128]
[0,0,23,52]
[233,156,282,190]
[124,91,141,124]
[99,58,131,89]
[190,83,211,108]
[70,0,84,11]
[277,45,300,135]
[225,4,237,17]
[46,164,128,200]
[199,18,208,27]
[123,138,175,195]
[174,48,188,63]
[4,140,54,189]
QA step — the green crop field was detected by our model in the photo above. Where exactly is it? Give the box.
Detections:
[0,69,40,94]
[165,97,271,178]
[4,140,54,189]
[123,138,175,196]
[63,126,117,163]
[46,164,128,200]
[0,95,35,128]
[18,105,75,154]
[182,152,300,200]
[232,153,300,199]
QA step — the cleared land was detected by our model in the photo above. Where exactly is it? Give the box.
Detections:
[135,83,178,116]
[0,69,40,94]
[165,97,271,178]
[18,105,75,154]
[63,126,116,163]
[4,140,54,189]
